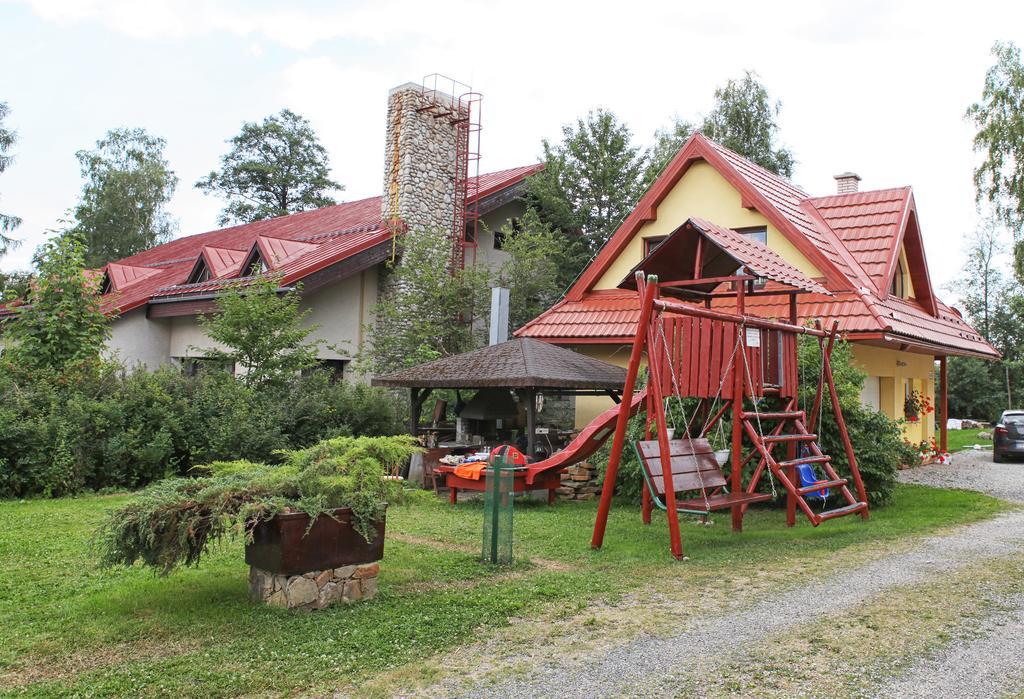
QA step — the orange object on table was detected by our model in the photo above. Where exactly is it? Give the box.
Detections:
[453,461,488,480]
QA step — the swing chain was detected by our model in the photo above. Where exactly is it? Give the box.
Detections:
[740,323,778,499]
[656,314,712,513]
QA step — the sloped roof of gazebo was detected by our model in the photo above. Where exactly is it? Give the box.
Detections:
[371,338,626,390]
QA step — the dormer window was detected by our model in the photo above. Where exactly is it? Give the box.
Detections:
[891,259,906,298]
[242,247,268,275]
[188,258,212,284]
[99,273,112,295]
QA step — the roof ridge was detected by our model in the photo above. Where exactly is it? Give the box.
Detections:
[807,185,912,205]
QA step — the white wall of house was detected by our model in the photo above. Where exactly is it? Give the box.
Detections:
[473,201,525,272]
[302,266,378,361]
[168,315,230,359]
[104,264,380,379]
[106,307,173,369]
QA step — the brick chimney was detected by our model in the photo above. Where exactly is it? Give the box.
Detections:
[834,172,861,195]
[380,82,464,236]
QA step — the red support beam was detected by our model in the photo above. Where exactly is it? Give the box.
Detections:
[821,321,869,519]
[940,356,948,453]
[591,272,656,550]
[731,279,746,533]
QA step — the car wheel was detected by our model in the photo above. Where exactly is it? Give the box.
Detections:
[994,451,1005,463]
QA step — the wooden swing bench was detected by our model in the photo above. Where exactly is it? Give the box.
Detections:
[635,437,773,515]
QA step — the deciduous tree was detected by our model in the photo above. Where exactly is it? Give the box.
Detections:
[197,274,324,386]
[196,109,342,225]
[3,232,110,372]
[493,210,565,331]
[0,101,21,255]
[525,109,647,286]
[644,116,694,186]
[700,71,794,177]
[967,41,1024,266]
[68,128,177,267]
[366,227,491,374]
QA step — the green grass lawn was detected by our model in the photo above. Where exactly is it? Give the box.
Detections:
[943,428,993,452]
[0,485,1012,698]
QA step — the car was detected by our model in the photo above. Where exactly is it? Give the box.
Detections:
[993,410,1024,462]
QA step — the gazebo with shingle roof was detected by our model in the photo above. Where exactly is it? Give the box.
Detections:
[372,338,626,455]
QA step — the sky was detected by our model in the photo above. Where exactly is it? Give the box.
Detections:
[1,0,1021,301]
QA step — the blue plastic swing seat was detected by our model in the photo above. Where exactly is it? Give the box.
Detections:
[796,463,829,500]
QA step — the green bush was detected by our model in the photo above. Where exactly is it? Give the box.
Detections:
[0,363,406,499]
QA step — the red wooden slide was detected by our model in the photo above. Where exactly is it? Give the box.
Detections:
[437,389,646,503]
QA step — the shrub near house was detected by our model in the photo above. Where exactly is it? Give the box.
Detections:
[0,236,405,498]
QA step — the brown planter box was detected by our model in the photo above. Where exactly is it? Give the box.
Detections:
[244,507,386,576]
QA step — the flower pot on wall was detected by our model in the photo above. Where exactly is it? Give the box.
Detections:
[245,507,386,610]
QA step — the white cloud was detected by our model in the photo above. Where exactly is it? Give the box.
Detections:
[4,0,1024,296]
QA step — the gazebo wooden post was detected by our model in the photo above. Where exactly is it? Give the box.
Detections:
[523,388,537,458]
[939,356,948,453]
[409,387,428,437]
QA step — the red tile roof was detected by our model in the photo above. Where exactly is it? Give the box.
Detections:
[40,165,538,318]
[691,218,830,295]
[807,188,910,284]
[201,246,248,278]
[518,134,997,359]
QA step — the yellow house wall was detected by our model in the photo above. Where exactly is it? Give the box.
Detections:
[572,159,933,445]
[849,344,935,444]
[571,342,935,445]
[594,161,822,291]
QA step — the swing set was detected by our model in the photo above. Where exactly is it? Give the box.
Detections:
[591,218,869,560]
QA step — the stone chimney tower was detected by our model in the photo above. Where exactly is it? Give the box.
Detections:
[834,172,861,195]
[381,82,464,238]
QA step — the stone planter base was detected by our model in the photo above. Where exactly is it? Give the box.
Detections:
[249,561,380,610]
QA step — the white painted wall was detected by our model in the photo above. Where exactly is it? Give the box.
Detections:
[105,307,172,369]
[473,200,526,272]
[302,266,378,361]
[109,265,379,379]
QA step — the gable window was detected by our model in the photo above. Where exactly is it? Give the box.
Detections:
[891,259,906,298]
[737,226,768,246]
[644,236,667,257]
[736,227,768,285]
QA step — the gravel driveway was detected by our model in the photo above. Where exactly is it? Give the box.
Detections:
[898,448,1024,503]
[443,449,1024,699]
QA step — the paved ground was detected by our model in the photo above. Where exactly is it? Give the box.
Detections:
[442,450,1024,698]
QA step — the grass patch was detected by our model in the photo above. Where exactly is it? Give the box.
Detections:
[0,484,1012,697]
[944,428,993,452]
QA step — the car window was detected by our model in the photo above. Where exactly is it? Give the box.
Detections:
[1003,414,1024,425]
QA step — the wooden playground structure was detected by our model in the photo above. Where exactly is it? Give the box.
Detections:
[591,218,870,560]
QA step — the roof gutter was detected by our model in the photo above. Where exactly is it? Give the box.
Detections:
[146,286,297,305]
[850,331,1001,360]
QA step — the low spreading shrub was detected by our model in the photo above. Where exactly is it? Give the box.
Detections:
[95,435,420,574]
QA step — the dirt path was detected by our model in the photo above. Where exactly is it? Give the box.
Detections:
[432,451,1024,698]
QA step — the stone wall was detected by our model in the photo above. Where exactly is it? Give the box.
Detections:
[380,82,463,237]
[249,561,379,610]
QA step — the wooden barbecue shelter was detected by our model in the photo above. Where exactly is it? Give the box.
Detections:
[372,338,628,500]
